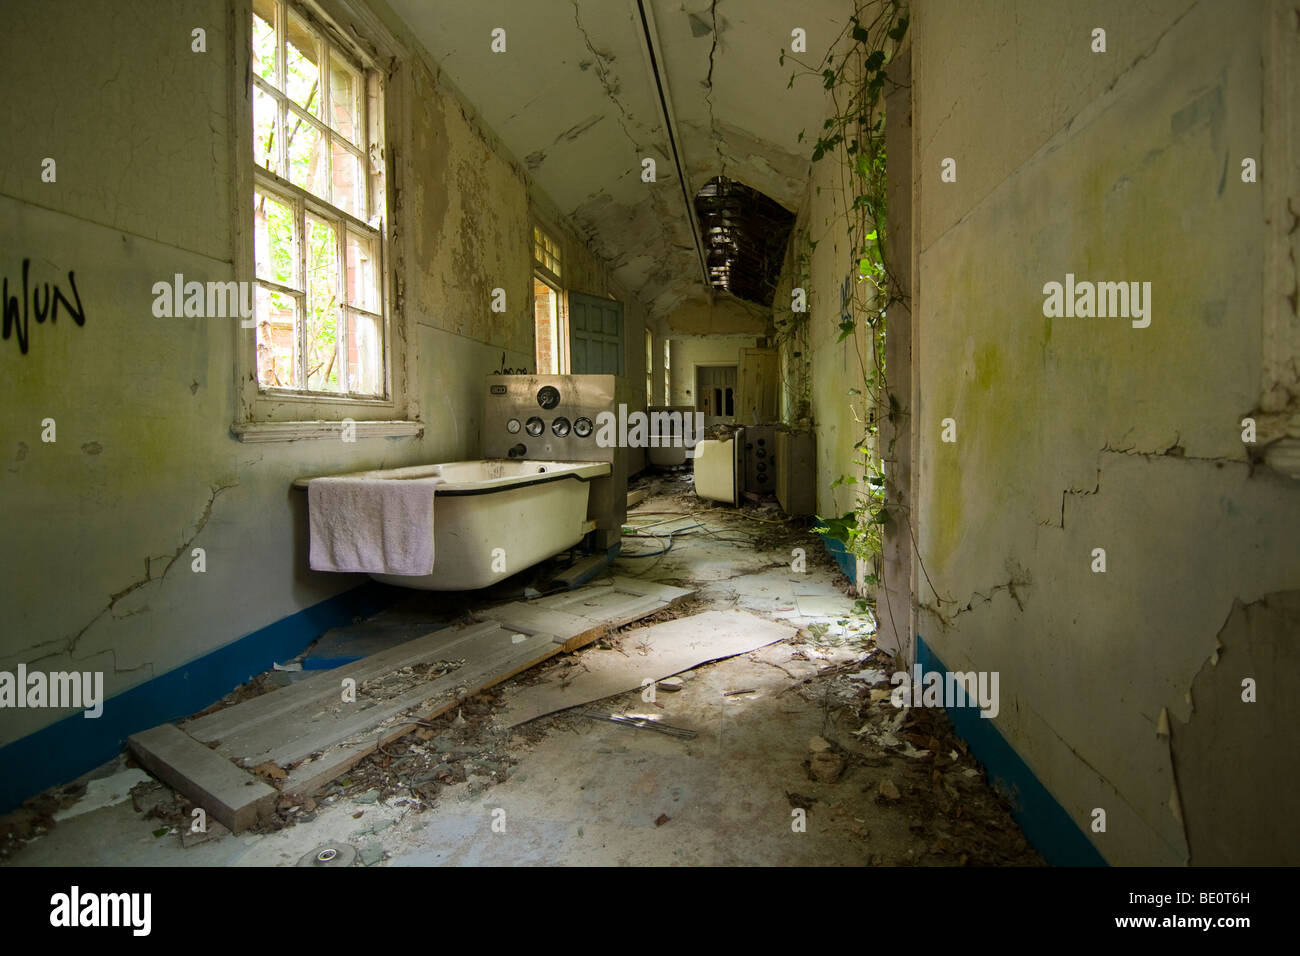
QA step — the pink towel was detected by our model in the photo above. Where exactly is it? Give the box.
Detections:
[308,477,440,575]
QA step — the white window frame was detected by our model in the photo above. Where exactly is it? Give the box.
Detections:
[232,0,418,440]
[645,328,654,403]
[663,339,672,405]
[532,274,566,376]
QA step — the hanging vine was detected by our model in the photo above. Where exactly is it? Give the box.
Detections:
[779,2,909,587]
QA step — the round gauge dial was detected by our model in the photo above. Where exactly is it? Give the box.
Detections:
[573,416,594,438]
[525,416,545,437]
[506,418,521,434]
[552,416,571,437]
[537,386,561,409]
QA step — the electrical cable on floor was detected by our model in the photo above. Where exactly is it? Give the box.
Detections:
[629,508,791,526]
[621,516,757,554]
[618,533,674,558]
[619,522,687,558]
[617,496,796,564]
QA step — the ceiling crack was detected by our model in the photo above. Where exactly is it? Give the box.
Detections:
[705,0,724,176]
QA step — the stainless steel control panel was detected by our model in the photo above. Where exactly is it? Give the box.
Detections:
[481,374,626,549]
[481,374,619,463]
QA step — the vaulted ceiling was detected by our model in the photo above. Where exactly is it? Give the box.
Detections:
[386,0,852,318]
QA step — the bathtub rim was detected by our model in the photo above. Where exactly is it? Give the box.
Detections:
[292,458,611,495]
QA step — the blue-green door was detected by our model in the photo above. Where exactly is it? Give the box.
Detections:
[568,292,624,375]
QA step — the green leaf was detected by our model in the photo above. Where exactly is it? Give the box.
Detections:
[813,512,859,544]
[887,16,909,41]
[851,25,870,43]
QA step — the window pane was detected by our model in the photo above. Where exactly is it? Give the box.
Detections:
[329,54,361,144]
[348,310,382,395]
[253,88,279,174]
[286,114,328,198]
[305,214,342,392]
[253,189,296,287]
[345,230,379,313]
[252,0,277,85]
[256,285,298,389]
[284,15,320,116]
[331,142,364,217]
[533,227,562,278]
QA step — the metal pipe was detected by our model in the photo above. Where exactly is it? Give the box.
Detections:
[633,0,710,287]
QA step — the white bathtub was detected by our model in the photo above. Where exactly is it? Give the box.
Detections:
[302,459,610,590]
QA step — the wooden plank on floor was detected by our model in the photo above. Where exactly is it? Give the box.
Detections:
[549,553,611,590]
[496,609,796,728]
[482,576,693,652]
[161,575,698,812]
[206,623,546,763]
[279,626,563,798]
[183,621,502,744]
[626,488,648,508]
[537,576,688,616]
[478,604,600,645]
[541,576,694,651]
[126,723,278,834]
[241,628,560,769]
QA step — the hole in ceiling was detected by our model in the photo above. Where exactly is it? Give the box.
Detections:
[694,177,795,307]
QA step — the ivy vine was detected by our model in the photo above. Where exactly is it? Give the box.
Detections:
[778,3,910,588]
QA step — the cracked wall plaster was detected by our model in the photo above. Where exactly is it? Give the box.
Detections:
[1170,591,1300,865]
[908,0,1298,865]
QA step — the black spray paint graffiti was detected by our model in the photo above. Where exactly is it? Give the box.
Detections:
[2,259,86,355]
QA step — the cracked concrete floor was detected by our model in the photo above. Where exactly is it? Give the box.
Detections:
[2,476,1041,867]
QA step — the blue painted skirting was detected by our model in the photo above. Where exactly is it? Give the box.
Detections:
[818,533,857,580]
[0,581,402,814]
[916,635,1108,867]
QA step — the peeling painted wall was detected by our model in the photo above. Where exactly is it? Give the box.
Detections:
[909,0,1300,864]
[0,0,644,754]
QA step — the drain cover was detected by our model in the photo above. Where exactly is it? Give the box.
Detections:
[296,843,358,867]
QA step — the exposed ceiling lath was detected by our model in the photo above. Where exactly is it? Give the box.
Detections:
[694,177,795,307]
